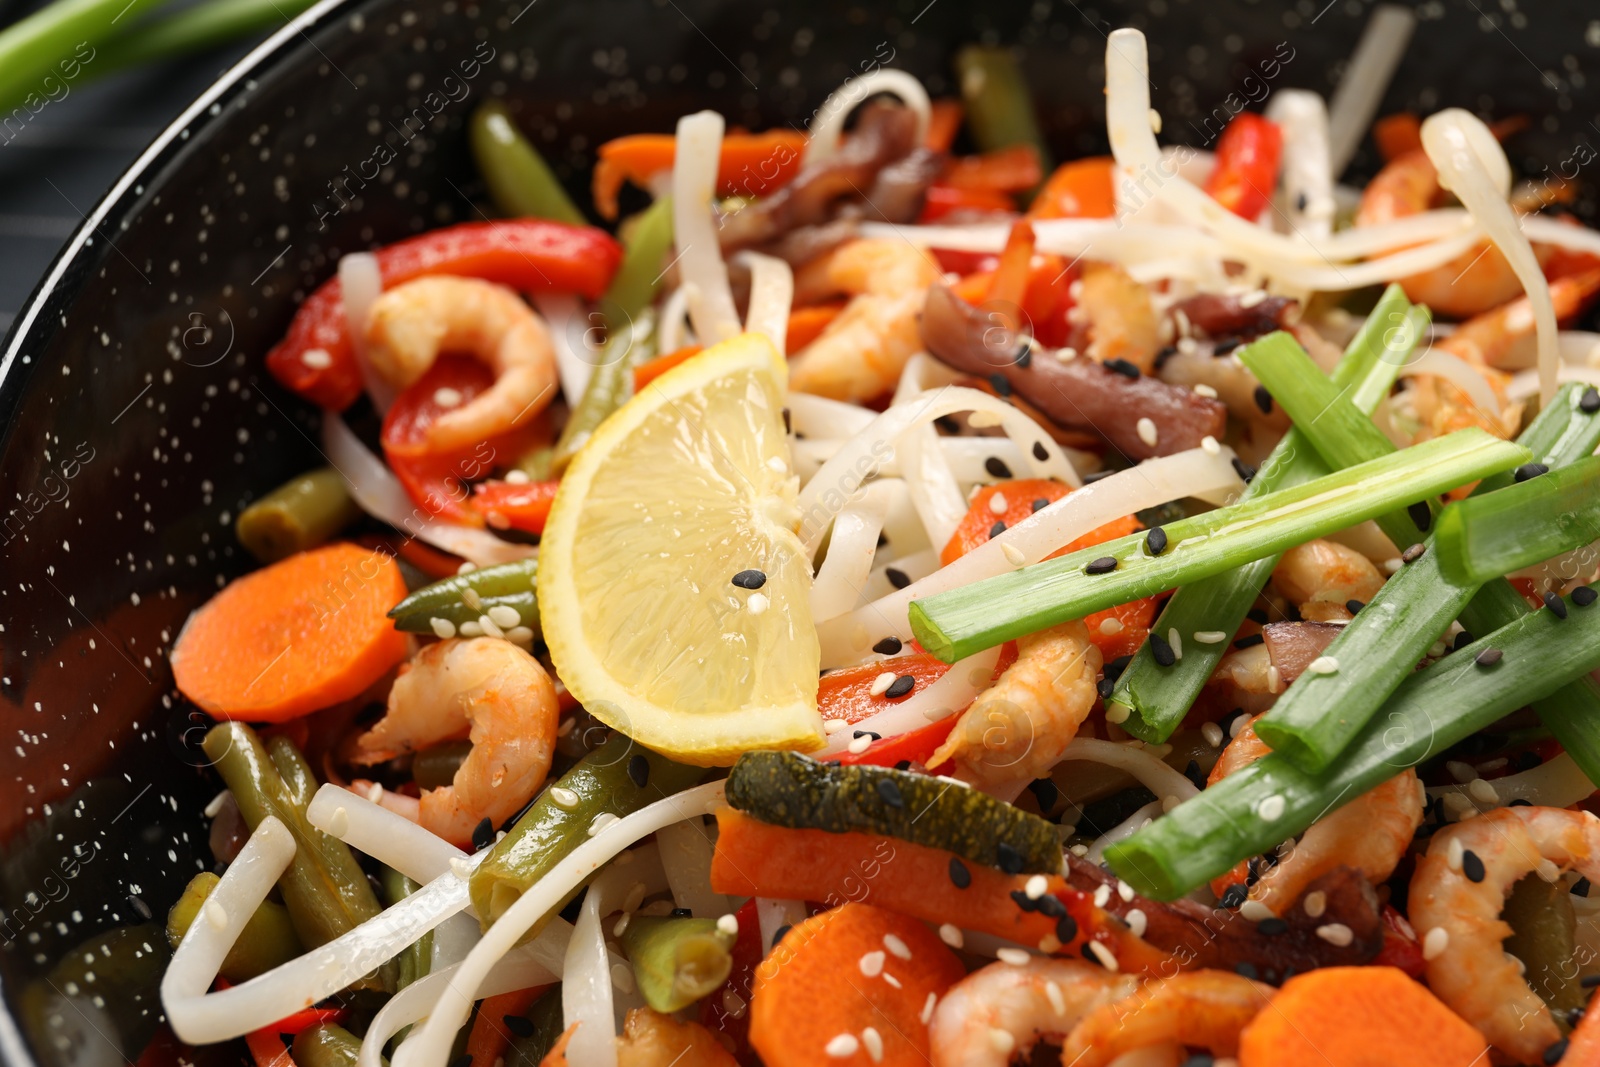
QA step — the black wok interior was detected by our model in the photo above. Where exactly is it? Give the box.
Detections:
[0,0,1594,1062]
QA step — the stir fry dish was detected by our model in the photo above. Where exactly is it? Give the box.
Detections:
[145,21,1600,1067]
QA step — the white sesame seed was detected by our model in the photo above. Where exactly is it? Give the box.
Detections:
[717,913,740,936]
[1230,714,1248,738]
[1086,941,1119,971]
[1177,337,1199,357]
[1316,923,1354,947]
[1116,880,1135,902]
[883,933,912,960]
[458,621,484,637]
[588,813,619,836]
[1162,794,1180,813]
[1002,543,1027,568]
[203,790,230,819]
[1136,418,1159,447]
[1126,908,1147,938]
[1148,107,1163,134]
[611,962,636,994]
[882,973,902,989]
[461,587,484,609]
[920,993,939,1025]
[1468,778,1499,805]
[365,782,385,803]
[1045,979,1067,1016]
[1038,934,1062,954]
[1257,795,1285,821]
[825,1034,860,1058]
[449,857,473,879]
[1239,289,1268,308]
[1423,926,1450,960]
[507,626,535,646]
[870,671,896,696]
[1266,665,1281,693]
[429,617,457,639]
[1070,843,1090,857]
[1383,557,1404,574]
[823,718,850,734]
[968,409,1004,428]
[938,923,964,949]
[503,468,531,485]
[550,786,580,809]
[458,561,478,575]
[1201,435,1221,455]
[301,348,333,368]
[996,947,1031,966]
[1168,628,1183,661]
[1446,838,1465,872]
[848,735,874,755]
[859,950,886,977]
[478,613,505,639]
[1093,884,1112,908]
[1537,859,1562,882]
[1202,721,1225,748]
[1194,383,1220,399]
[747,592,770,615]
[325,805,349,838]
[1446,760,1477,783]
[988,1029,1017,1054]
[1099,617,1125,636]
[989,492,1009,515]
[1057,346,1079,362]
[1303,891,1327,918]
[1104,702,1132,724]
[1025,875,1049,900]
[1193,630,1228,644]
[488,605,522,630]
[1240,900,1274,922]
[861,1027,884,1064]
[1305,656,1339,675]
[432,387,463,409]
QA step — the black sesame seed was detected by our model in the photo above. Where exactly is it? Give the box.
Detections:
[1462,849,1486,883]
[1295,191,1309,212]
[1032,497,1050,512]
[1105,654,1133,678]
[1575,586,1598,607]
[1475,647,1504,667]
[1408,501,1432,533]
[1545,592,1569,620]
[1247,608,1269,624]
[1085,556,1119,576]
[876,778,905,809]
[1148,631,1176,667]
[1014,341,1033,368]
[731,569,768,590]
[1221,883,1248,909]
[1235,962,1260,980]
[451,1056,473,1067]
[996,842,1025,874]
[985,456,1014,478]
[1401,542,1426,564]
[1582,387,1600,414]
[1154,344,1178,370]
[1105,358,1141,379]
[1543,1037,1568,1065]
[781,408,792,434]
[1234,633,1265,649]
[1183,759,1206,790]
[1514,462,1550,483]
[1258,917,1289,936]
[471,816,495,852]
[988,373,1013,397]
[772,923,792,946]
[1253,385,1274,415]
[1029,777,1060,811]
[1010,890,1040,913]
[628,753,650,789]
[1213,336,1242,355]
[1509,798,1533,808]
[1573,877,1592,898]
[1232,457,1256,483]
[1569,1006,1587,1029]
[1346,599,1365,614]
[126,894,153,921]
[1056,913,1078,942]
[1584,974,1600,989]
[873,636,903,656]
[1036,894,1067,919]
[1145,526,1169,556]
[894,759,911,771]
[503,1014,535,1038]
[1032,441,1049,461]
[1515,749,1543,771]
[886,567,911,590]
[853,730,883,741]
[671,907,693,918]
[1097,677,1115,700]
[885,675,915,699]
[1453,630,1475,651]
[948,857,972,888]
[989,520,1008,539]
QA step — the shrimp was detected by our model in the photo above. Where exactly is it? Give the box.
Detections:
[1408,806,1600,1064]
[352,637,559,849]
[1076,261,1162,373]
[1271,539,1386,624]
[929,620,1102,787]
[788,238,941,402]
[1356,148,1550,319]
[927,957,1137,1067]
[1058,970,1274,1067]
[364,275,559,454]
[616,1008,737,1067]
[1439,268,1600,369]
[1207,715,1422,913]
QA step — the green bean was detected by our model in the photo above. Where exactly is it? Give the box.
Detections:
[235,467,361,564]
[470,732,707,926]
[413,740,474,790]
[388,557,539,635]
[202,724,386,979]
[380,867,431,993]
[954,45,1052,178]
[504,987,566,1066]
[1503,875,1584,1018]
[293,1023,366,1067]
[470,100,586,226]
[622,916,735,1012]
[166,872,303,981]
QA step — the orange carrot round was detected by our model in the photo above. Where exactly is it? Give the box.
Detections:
[172,543,409,722]
[1237,966,1489,1067]
[749,902,966,1067]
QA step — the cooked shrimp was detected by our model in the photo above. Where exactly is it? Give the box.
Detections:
[1207,714,1422,913]
[1271,539,1385,624]
[353,637,559,848]
[616,1008,737,1067]
[929,620,1102,787]
[1356,148,1549,318]
[928,957,1136,1067]
[364,275,559,453]
[1059,970,1274,1067]
[1076,261,1162,373]
[1440,268,1600,369]
[1210,644,1279,714]
[1409,806,1600,1064]
[788,238,941,402]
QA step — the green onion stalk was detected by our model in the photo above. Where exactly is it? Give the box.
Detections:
[908,428,1530,663]
[1109,285,1423,742]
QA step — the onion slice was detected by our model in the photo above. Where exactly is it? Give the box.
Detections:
[738,251,794,355]
[338,252,396,413]
[1266,90,1335,240]
[562,847,667,1067]
[533,292,593,408]
[673,112,742,345]
[656,284,695,354]
[1059,737,1200,804]
[1326,5,1417,178]
[1087,800,1164,864]
[656,817,731,920]
[811,481,894,622]
[804,69,932,165]
[1428,752,1593,814]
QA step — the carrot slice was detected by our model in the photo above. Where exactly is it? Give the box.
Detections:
[1237,966,1489,1067]
[749,903,966,1067]
[632,344,703,390]
[784,303,846,353]
[1565,987,1600,1062]
[465,986,547,1067]
[172,543,410,722]
[1028,157,1117,219]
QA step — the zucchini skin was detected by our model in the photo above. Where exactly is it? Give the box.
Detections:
[726,751,1061,875]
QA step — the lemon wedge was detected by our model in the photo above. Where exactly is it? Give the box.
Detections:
[538,332,823,765]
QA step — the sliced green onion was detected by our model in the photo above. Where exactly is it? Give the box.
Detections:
[95,0,318,73]
[0,0,168,116]
[1105,590,1600,900]
[470,100,586,225]
[1112,286,1421,742]
[1434,455,1600,586]
[908,429,1529,663]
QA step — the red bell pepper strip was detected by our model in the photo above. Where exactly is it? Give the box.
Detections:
[380,356,502,524]
[918,184,1015,223]
[472,478,560,534]
[464,986,549,1067]
[698,897,762,1059]
[266,220,623,411]
[592,131,807,220]
[1204,113,1283,220]
[1371,904,1426,980]
[924,99,964,153]
[940,144,1043,193]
